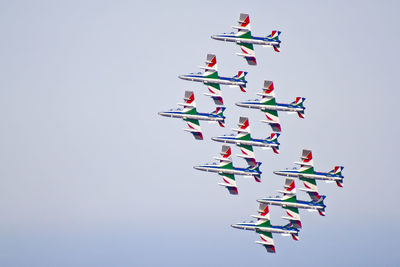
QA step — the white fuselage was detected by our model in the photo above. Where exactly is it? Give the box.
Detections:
[211,35,279,46]
[231,223,297,235]
[158,111,223,122]
[273,170,342,182]
[236,101,302,112]
[179,75,245,86]
[194,165,257,176]
[257,198,320,210]
[212,136,277,148]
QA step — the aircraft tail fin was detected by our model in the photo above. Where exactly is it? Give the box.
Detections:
[266,133,280,154]
[233,71,248,92]
[267,31,281,52]
[267,31,281,41]
[329,166,344,187]
[329,166,344,176]
[247,162,262,182]
[211,107,226,127]
[290,97,306,118]
[234,71,248,81]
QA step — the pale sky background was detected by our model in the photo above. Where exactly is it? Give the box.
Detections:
[0,0,399,266]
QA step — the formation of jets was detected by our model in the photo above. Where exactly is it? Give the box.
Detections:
[159,13,345,254]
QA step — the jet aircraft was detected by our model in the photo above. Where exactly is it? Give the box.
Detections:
[193,145,262,195]
[212,117,280,156]
[274,149,344,188]
[211,13,281,65]
[258,178,326,218]
[178,54,248,105]
[236,80,305,132]
[231,203,300,253]
[158,91,225,140]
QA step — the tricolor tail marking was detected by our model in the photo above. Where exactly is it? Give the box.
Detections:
[267,31,281,41]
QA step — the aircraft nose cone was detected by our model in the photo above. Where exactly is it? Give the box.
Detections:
[178,75,186,80]
[211,35,217,40]
[193,166,200,171]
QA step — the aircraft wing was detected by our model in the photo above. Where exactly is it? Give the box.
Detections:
[236,43,257,65]
[299,176,318,192]
[255,232,276,253]
[258,81,281,132]
[218,173,238,195]
[204,82,223,105]
[183,118,203,140]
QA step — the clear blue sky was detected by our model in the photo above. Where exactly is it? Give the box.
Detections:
[0,0,399,266]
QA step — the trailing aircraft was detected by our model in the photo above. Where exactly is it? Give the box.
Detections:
[211,13,281,65]
[258,178,327,218]
[231,203,300,253]
[193,145,262,195]
[158,91,225,140]
[236,80,305,132]
[212,117,280,156]
[178,54,248,105]
[274,149,344,188]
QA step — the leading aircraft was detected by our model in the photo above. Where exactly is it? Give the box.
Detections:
[212,117,280,156]
[211,13,281,65]
[193,145,262,195]
[258,178,327,218]
[273,149,345,188]
[231,203,300,253]
[236,80,305,132]
[179,54,248,105]
[158,91,225,140]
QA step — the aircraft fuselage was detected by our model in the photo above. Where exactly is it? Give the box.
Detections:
[211,34,279,46]
[274,170,343,182]
[257,198,325,211]
[231,223,298,235]
[236,100,304,112]
[194,164,260,177]
[158,111,224,122]
[212,136,278,148]
[179,74,246,87]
